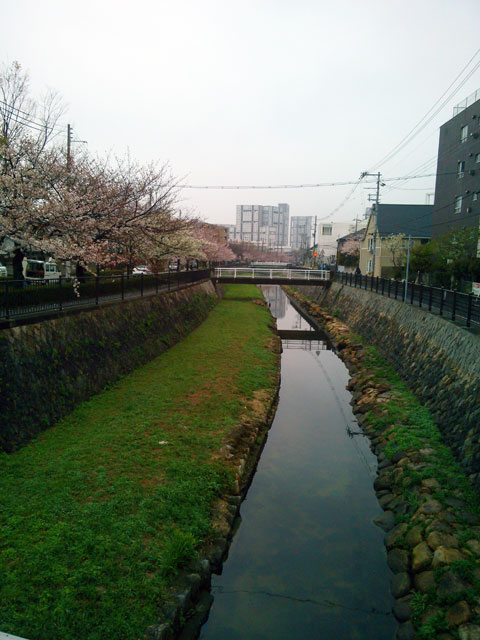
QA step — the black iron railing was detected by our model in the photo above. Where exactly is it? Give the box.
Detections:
[337,272,480,328]
[0,270,210,323]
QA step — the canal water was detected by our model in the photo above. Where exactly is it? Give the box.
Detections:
[199,286,395,639]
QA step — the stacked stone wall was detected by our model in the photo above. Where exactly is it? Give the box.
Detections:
[0,281,218,453]
[297,282,480,486]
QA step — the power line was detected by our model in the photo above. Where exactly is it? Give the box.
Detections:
[388,185,435,191]
[178,172,455,191]
[383,123,480,194]
[326,176,365,218]
[382,156,438,194]
[368,47,480,171]
[0,101,50,134]
[179,179,369,189]
[0,98,66,136]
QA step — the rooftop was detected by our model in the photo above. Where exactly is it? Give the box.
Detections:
[376,204,433,238]
[453,89,480,117]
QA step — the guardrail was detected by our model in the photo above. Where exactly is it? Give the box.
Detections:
[337,272,480,328]
[214,268,331,281]
[0,269,210,323]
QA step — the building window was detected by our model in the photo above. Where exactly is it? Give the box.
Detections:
[457,161,465,178]
[460,125,468,143]
[454,196,462,213]
[473,193,478,201]
[322,225,332,236]
[367,237,374,251]
[366,259,373,273]
[476,153,480,163]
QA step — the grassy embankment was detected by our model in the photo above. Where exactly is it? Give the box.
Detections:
[0,284,278,640]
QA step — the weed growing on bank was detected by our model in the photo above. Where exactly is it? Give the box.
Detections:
[0,284,278,640]
[342,331,480,639]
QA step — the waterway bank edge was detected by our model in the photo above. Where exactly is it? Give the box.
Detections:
[146,296,282,640]
[283,286,480,640]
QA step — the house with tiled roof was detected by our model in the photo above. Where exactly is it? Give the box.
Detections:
[359,204,433,277]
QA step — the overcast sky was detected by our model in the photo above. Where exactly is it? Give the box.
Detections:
[2,0,480,227]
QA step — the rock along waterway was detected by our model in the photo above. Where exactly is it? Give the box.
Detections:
[199,286,396,639]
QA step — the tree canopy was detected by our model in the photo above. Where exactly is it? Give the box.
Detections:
[411,227,480,287]
[1,61,232,271]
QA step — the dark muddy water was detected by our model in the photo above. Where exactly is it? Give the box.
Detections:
[199,286,395,639]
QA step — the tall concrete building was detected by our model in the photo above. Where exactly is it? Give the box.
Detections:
[432,89,480,237]
[232,203,289,248]
[290,216,313,250]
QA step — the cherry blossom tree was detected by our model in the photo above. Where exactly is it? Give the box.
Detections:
[1,62,195,272]
[186,223,235,266]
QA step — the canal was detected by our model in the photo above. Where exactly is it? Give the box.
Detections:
[199,286,396,639]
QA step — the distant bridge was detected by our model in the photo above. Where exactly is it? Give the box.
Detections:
[213,267,332,285]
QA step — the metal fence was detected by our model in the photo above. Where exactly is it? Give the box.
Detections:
[337,272,480,328]
[0,269,210,323]
[214,267,331,281]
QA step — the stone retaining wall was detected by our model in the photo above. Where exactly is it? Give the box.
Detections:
[0,281,219,453]
[297,282,480,488]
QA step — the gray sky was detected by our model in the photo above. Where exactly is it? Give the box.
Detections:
[2,0,480,226]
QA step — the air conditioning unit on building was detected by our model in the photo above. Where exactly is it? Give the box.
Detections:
[471,132,479,139]
[467,207,472,213]
[469,169,476,176]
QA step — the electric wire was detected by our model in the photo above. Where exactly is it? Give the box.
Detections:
[0,103,52,134]
[0,98,69,137]
[384,123,480,194]
[368,47,480,171]
[178,173,453,191]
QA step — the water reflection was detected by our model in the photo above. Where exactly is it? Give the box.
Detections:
[281,338,329,351]
[262,284,287,319]
[198,287,395,640]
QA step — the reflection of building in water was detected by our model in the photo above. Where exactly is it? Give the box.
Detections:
[281,339,329,351]
[261,285,286,318]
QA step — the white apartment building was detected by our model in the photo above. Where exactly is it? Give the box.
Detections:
[316,220,366,264]
[231,203,289,249]
[290,216,313,250]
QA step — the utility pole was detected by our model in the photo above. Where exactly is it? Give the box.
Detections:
[404,235,412,301]
[66,124,72,171]
[361,171,383,275]
[313,215,318,267]
[66,124,86,171]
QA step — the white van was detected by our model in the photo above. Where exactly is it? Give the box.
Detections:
[23,259,62,282]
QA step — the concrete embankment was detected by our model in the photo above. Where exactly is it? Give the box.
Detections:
[297,281,480,490]
[0,280,219,452]
[285,286,480,640]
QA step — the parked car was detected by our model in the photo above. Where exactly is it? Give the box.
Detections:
[168,263,179,271]
[23,259,62,282]
[132,265,151,275]
[0,263,7,278]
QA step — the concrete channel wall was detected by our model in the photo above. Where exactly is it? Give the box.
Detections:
[297,282,480,488]
[0,280,219,453]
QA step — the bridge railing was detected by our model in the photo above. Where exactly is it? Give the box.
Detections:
[337,272,480,328]
[214,268,331,281]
